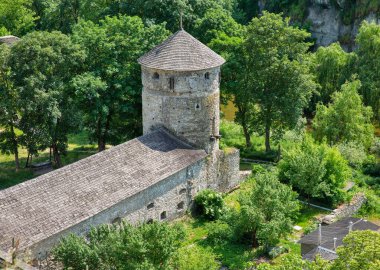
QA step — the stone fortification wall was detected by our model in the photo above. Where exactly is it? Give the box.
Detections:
[142,67,220,153]
[323,193,367,224]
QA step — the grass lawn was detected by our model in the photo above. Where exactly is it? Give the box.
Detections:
[0,131,98,190]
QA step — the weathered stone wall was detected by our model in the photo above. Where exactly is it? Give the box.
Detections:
[27,160,208,259]
[322,193,367,224]
[142,67,220,153]
[217,148,241,192]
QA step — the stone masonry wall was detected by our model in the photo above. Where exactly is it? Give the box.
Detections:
[322,193,367,224]
[142,67,220,153]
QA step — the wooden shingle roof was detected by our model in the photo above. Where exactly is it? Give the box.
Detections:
[138,30,225,71]
[0,129,207,254]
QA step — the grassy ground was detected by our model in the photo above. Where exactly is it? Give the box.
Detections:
[0,131,97,190]
[175,176,329,269]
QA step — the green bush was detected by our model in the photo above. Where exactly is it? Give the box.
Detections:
[268,245,289,259]
[194,189,225,220]
[359,190,380,217]
[173,246,219,270]
[205,220,233,245]
[337,142,367,169]
[279,136,351,206]
[363,155,380,177]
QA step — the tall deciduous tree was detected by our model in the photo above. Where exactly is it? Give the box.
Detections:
[8,31,84,167]
[71,16,169,151]
[313,79,374,149]
[356,21,380,121]
[0,44,21,170]
[310,42,356,111]
[244,12,316,152]
[0,0,36,36]
[235,171,299,249]
[208,20,252,146]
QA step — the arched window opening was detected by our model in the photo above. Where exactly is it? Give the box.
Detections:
[146,218,154,224]
[153,72,159,79]
[179,188,187,195]
[160,211,167,220]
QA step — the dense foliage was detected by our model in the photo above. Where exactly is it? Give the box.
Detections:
[53,221,185,270]
[233,171,299,248]
[279,136,350,205]
[194,189,225,220]
[313,79,374,149]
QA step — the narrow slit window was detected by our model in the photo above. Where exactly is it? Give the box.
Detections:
[179,188,187,195]
[169,77,175,90]
[160,211,167,220]
[205,72,210,79]
[147,202,154,209]
[153,72,159,79]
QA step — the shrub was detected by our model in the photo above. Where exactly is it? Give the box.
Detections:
[279,135,351,206]
[194,189,225,220]
[206,220,233,245]
[337,142,367,169]
[362,155,380,177]
[268,245,289,259]
[173,246,219,270]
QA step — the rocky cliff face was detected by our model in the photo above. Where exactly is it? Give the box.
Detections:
[307,1,379,51]
[258,0,379,51]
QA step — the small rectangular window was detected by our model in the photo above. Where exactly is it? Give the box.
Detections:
[169,77,175,90]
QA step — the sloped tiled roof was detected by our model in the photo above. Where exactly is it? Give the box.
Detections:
[299,217,380,261]
[138,30,225,71]
[0,129,207,254]
[0,35,20,46]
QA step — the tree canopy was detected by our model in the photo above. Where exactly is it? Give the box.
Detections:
[235,171,300,248]
[279,136,350,205]
[313,79,374,149]
[244,12,315,152]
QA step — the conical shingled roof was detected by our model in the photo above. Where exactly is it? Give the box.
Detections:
[138,30,225,71]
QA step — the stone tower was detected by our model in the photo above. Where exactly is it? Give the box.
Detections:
[138,30,225,154]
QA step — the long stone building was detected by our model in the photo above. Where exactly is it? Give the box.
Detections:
[0,29,240,264]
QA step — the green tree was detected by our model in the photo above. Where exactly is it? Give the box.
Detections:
[235,171,299,249]
[244,12,316,152]
[356,21,380,121]
[279,136,351,205]
[313,79,374,148]
[71,16,169,151]
[208,22,252,146]
[53,221,185,270]
[310,42,356,111]
[332,230,380,270]
[8,31,84,167]
[0,0,36,36]
[257,254,329,270]
[0,44,21,170]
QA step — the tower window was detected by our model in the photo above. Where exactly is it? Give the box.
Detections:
[205,72,210,79]
[177,201,185,210]
[146,218,153,224]
[147,202,154,209]
[179,188,187,195]
[195,103,201,110]
[218,72,221,83]
[153,72,159,79]
[169,77,175,90]
[160,211,167,220]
